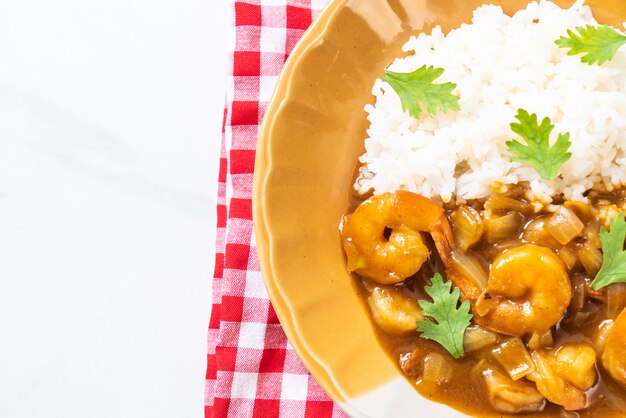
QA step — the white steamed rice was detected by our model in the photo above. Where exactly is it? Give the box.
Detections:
[355,0,626,204]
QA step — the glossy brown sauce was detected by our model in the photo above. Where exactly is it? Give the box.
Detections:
[351,186,626,417]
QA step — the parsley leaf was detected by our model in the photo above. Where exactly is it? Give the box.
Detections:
[556,24,626,65]
[590,214,626,290]
[417,273,472,359]
[383,65,460,120]
[505,109,572,180]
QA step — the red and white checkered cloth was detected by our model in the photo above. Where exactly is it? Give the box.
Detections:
[205,1,349,417]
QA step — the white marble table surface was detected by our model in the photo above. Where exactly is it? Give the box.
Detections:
[0,1,226,416]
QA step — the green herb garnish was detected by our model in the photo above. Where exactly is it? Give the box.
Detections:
[556,24,626,65]
[417,273,472,359]
[505,109,572,180]
[591,214,626,290]
[383,65,460,120]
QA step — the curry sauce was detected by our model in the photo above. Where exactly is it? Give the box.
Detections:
[345,185,626,416]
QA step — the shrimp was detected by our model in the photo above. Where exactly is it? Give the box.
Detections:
[475,361,545,414]
[472,244,571,336]
[528,343,597,411]
[602,307,626,388]
[341,191,455,285]
[342,192,570,337]
[367,286,423,334]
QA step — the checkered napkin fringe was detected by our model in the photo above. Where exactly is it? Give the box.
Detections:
[205,1,348,416]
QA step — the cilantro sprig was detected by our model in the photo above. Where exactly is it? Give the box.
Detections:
[556,24,626,66]
[417,273,472,359]
[505,109,572,180]
[591,214,626,290]
[383,65,460,120]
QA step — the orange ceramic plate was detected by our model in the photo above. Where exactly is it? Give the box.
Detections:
[253,1,626,416]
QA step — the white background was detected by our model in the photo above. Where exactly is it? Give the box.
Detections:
[0,1,227,417]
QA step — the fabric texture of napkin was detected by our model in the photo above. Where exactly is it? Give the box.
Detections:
[205,1,348,416]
